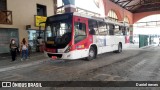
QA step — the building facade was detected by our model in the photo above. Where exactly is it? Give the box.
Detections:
[0,0,55,53]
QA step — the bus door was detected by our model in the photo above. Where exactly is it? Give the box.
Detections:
[73,16,91,51]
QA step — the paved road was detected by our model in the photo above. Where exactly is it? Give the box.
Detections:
[1,46,160,90]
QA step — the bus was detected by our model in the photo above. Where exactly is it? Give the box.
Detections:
[44,12,130,60]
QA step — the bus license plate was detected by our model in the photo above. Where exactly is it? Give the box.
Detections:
[52,56,57,60]
[58,49,64,53]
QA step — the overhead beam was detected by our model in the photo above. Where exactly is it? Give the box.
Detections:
[127,0,143,11]
[116,0,121,3]
[110,0,160,13]
[117,0,132,4]
[133,5,160,13]
[126,1,160,8]
[122,0,133,7]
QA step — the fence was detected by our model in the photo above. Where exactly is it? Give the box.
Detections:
[139,35,149,48]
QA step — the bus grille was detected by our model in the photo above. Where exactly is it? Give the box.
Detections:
[48,54,62,58]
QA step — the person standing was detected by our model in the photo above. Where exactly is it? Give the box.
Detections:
[21,38,28,61]
[10,39,17,61]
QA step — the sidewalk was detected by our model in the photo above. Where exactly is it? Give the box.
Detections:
[126,44,154,50]
[0,52,48,72]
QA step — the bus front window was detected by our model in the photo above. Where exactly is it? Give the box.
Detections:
[45,22,72,48]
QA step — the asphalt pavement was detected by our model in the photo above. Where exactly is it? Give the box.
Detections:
[0,44,160,90]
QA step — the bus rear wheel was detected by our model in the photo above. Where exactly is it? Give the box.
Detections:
[86,47,96,61]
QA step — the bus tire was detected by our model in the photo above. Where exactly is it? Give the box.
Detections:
[86,47,96,61]
[117,43,122,53]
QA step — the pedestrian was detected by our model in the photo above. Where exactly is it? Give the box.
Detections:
[20,38,28,61]
[9,39,18,61]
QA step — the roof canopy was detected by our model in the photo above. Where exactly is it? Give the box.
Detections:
[110,0,160,13]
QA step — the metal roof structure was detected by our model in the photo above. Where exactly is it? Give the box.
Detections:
[110,0,160,13]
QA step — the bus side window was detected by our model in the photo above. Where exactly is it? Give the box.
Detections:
[114,25,121,35]
[109,24,114,35]
[126,27,130,35]
[122,27,127,35]
[88,19,98,35]
[98,22,108,35]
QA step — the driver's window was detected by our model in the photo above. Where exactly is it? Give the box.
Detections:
[74,22,86,36]
[74,22,87,44]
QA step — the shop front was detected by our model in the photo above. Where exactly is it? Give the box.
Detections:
[27,15,46,52]
[0,28,19,54]
[28,30,44,52]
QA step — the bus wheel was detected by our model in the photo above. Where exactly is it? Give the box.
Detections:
[117,43,122,53]
[86,47,96,61]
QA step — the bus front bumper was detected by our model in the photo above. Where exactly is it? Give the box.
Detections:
[44,49,89,60]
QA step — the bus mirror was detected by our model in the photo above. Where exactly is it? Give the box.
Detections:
[38,22,45,37]
[39,22,46,30]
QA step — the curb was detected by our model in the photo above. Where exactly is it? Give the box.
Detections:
[0,58,49,72]
[140,45,154,49]
[0,53,45,61]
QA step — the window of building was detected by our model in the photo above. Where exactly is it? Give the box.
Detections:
[37,4,47,16]
[0,0,7,10]
[124,16,129,24]
[107,10,118,22]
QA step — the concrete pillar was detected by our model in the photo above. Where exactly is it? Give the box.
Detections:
[64,5,76,13]
[62,0,76,13]
[130,25,133,43]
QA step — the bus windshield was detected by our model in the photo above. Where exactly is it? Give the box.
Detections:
[45,20,72,48]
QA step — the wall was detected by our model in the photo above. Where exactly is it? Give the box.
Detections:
[0,0,54,44]
[133,11,160,23]
[103,0,133,24]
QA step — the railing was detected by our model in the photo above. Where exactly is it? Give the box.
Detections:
[57,6,65,14]
[106,17,118,22]
[134,21,160,27]
[0,10,13,25]
[56,6,101,17]
[76,7,100,17]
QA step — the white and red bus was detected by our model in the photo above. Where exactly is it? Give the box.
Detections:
[44,12,130,60]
